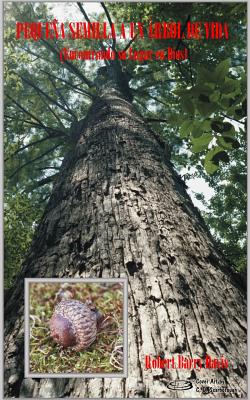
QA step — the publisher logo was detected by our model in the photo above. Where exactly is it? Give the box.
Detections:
[167,380,193,391]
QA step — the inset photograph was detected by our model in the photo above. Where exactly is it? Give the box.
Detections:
[25,278,127,377]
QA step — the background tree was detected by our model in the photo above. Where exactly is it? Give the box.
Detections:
[4,2,247,398]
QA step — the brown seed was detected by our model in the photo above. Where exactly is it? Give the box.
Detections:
[49,299,104,351]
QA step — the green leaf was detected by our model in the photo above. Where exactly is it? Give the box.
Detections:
[235,107,244,117]
[211,121,233,133]
[191,84,214,96]
[190,121,206,138]
[153,71,163,81]
[198,94,210,103]
[174,88,190,96]
[242,99,247,116]
[204,146,230,174]
[179,120,193,138]
[221,78,240,94]
[214,59,230,83]
[217,136,234,149]
[240,72,247,91]
[191,133,213,153]
[212,151,230,164]
[204,160,219,175]
[181,97,195,115]
[192,130,203,138]
[209,91,220,102]
[211,120,223,132]
[221,129,235,139]
[222,122,233,132]
[203,120,212,131]
[220,97,230,109]
[196,101,217,117]
[197,66,212,83]
[168,113,184,125]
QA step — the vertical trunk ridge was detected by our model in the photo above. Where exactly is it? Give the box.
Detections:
[5,85,247,398]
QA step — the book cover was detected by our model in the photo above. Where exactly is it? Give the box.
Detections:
[4,1,247,398]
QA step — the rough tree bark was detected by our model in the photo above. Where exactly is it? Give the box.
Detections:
[4,74,247,398]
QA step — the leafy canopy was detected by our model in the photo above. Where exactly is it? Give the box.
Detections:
[4,2,247,287]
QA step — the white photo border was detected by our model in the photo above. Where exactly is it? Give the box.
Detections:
[24,277,128,378]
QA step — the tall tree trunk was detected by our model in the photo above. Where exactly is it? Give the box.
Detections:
[5,80,247,398]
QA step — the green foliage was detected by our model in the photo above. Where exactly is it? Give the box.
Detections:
[174,60,246,175]
[202,152,247,271]
[4,1,247,279]
[4,190,43,287]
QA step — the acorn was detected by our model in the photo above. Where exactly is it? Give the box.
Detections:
[49,299,105,351]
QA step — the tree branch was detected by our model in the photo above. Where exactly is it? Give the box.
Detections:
[4,135,59,162]
[176,15,191,51]
[16,73,76,119]
[77,2,108,56]
[8,143,62,180]
[20,45,52,64]
[25,84,69,128]
[13,2,94,87]
[29,173,59,190]
[220,113,245,126]
[101,2,116,50]
[5,99,66,136]
[133,89,169,107]
[123,33,139,52]
[40,38,95,88]
[175,15,194,84]
[40,69,95,99]
[45,101,67,129]
[6,94,51,131]
[47,76,77,120]
[35,166,61,171]
[77,2,91,23]
[134,97,155,115]
[145,118,169,123]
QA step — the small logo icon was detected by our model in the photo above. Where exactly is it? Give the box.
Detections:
[202,386,210,394]
[167,380,193,391]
